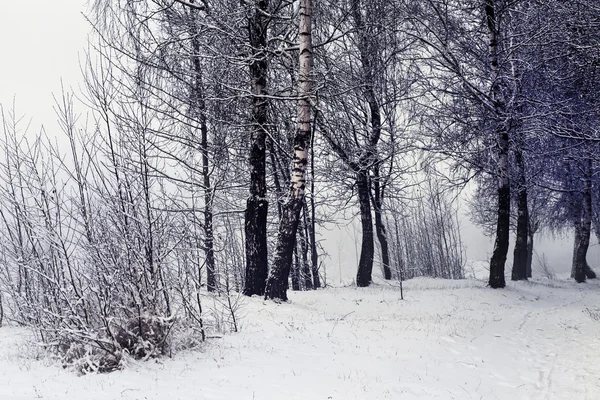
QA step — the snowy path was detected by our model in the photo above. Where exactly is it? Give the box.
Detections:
[1,278,599,399]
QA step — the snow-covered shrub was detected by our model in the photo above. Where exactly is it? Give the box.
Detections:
[53,314,175,373]
[113,315,174,358]
[0,104,211,373]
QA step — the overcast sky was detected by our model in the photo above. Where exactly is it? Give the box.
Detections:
[0,0,89,130]
[0,0,587,279]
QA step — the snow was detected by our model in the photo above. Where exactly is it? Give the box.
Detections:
[1,277,600,399]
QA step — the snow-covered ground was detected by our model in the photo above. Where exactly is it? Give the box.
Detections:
[1,277,599,399]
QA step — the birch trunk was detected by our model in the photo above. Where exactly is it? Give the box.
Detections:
[264,0,313,301]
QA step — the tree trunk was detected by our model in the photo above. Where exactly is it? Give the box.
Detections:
[373,208,391,280]
[511,141,528,281]
[264,0,313,301]
[291,245,301,291]
[489,144,510,288]
[356,170,375,287]
[243,0,270,296]
[571,230,598,280]
[244,198,268,296]
[526,231,534,278]
[203,139,216,293]
[486,0,509,289]
[572,223,590,283]
[586,264,597,279]
[308,126,320,289]
[372,167,392,280]
[572,163,592,283]
[188,6,216,292]
[351,0,385,285]
[304,197,320,288]
[571,223,580,280]
[300,209,313,289]
[572,170,593,283]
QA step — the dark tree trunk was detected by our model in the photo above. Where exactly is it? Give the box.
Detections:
[291,245,301,291]
[486,0,509,289]
[351,0,385,286]
[243,0,270,296]
[265,199,304,301]
[244,199,268,295]
[200,83,216,293]
[572,203,596,281]
[204,187,216,292]
[585,264,597,279]
[511,144,528,281]
[489,171,510,288]
[571,223,580,280]
[299,209,313,289]
[356,170,375,287]
[572,166,592,283]
[572,222,590,283]
[372,167,392,280]
[374,214,391,280]
[526,231,534,278]
[188,7,216,292]
[304,197,320,288]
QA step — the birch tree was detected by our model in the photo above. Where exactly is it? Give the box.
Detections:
[265,0,313,301]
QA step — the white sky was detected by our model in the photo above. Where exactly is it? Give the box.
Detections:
[0,0,89,131]
[0,0,588,277]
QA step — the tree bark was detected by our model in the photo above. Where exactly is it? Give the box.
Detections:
[356,170,375,287]
[526,230,534,278]
[490,176,510,288]
[188,9,216,292]
[350,0,384,287]
[586,264,597,279]
[308,124,320,289]
[304,196,320,288]
[572,168,593,283]
[572,222,590,283]
[511,139,528,281]
[486,0,509,289]
[244,0,270,296]
[571,164,592,283]
[372,166,392,280]
[291,245,301,291]
[299,208,313,289]
[264,0,313,301]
